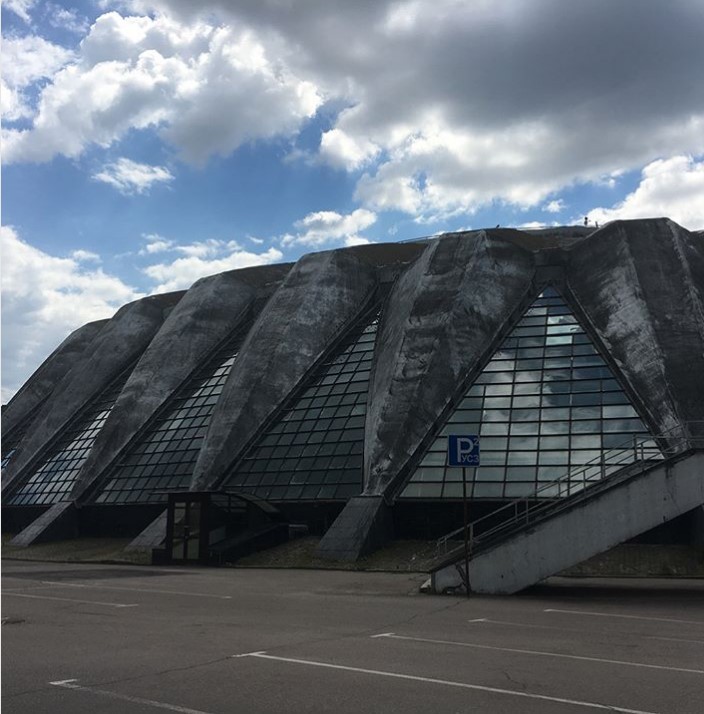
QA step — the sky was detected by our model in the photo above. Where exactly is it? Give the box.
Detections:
[2,0,704,402]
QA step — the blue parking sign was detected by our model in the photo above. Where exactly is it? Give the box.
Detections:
[447,434,480,467]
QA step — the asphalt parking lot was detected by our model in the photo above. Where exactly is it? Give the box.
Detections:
[2,561,704,713]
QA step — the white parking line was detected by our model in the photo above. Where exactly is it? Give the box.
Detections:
[49,679,213,713]
[372,633,704,675]
[647,636,704,645]
[40,581,233,600]
[544,609,704,625]
[2,592,137,608]
[468,617,568,631]
[235,652,659,714]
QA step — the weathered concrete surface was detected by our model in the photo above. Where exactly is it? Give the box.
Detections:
[1,293,183,495]
[432,451,704,594]
[191,249,378,490]
[567,219,704,442]
[126,510,168,551]
[2,320,107,442]
[9,502,77,547]
[364,230,536,497]
[316,496,393,561]
[70,270,264,503]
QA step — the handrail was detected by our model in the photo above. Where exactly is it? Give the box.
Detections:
[434,421,704,561]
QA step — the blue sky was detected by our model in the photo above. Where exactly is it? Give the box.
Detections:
[2,0,704,401]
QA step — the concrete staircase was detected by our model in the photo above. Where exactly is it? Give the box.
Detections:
[430,438,704,594]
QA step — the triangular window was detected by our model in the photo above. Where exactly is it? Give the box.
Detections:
[93,325,249,505]
[225,305,381,501]
[399,287,658,500]
[7,366,134,506]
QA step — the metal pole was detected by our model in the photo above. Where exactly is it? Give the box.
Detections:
[462,466,471,598]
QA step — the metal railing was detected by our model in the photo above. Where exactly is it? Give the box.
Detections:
[434,422,704,563]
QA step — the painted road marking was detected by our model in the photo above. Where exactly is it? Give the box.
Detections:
[647,636,704,645]
[234,652,659,714]
[468,617,610,634]
[469,618,704,641]
[40,581,233,600]
[49,679,213,713]
[2,592,137,608]
[371,633,704,675]
[544,609,704,625]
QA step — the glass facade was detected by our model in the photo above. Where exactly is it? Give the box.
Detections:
[7,367,134,506]
[93,328,247,505]
[225,306,380,501]
[1,443,19,471]
[1,405,45,472]
[400,288,657,500]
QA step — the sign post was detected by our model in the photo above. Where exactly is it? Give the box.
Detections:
[447,435,480,597]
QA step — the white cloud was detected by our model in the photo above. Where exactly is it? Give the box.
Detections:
[132,0,704,218]
[92,158,174,194]
[1,35,75,121]
[319,128,380,170]
[586,156,704,231]
[1,226,142,402]
[4,0,36,23]
[4,1,704,221]
[143,240,283,292]
[543,199,566,214]
[45,5,91,34]
[139,233,174,254]
[282,208,377,247]
[3,12,323,165]
[344,236,374,247]
[70,249,101,262]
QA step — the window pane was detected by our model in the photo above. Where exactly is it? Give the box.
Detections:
[399,288,659,501]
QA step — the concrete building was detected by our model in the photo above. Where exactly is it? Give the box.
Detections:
[2,218,703,590]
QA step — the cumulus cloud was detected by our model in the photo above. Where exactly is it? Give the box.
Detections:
[139,232,174,254]
[5,0,704,220]
[344,236,374,247]
[142,239,283,292]
[131,0,704,218]
[1,226,142,402]
[92,157,174,194]
[1,35,75,121]
[282,208,377,247]
[586,156,704,230]
[3,11,323,165]
[543,199,566,214]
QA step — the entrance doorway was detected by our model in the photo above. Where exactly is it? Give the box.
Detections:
[166,493,208,563]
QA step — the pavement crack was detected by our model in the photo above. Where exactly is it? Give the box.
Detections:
[500,668,527,692]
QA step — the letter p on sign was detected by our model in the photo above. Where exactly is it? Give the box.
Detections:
[447,435,480,467]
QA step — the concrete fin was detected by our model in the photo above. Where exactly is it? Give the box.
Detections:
[125,510,168,551]
[2,319,107,442]
[567,219,704,443]
[364,230,536,497]
[2,293,182,494]
[397,286,660,501]
[4,365,134,507]
[190,249,378,491]
[224,302,382,500]
[87,326,247,505]
[70,271,259,503]
[10,502,77,547]
[316,496,393,561]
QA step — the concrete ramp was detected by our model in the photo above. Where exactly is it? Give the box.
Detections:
[431,450,704,594]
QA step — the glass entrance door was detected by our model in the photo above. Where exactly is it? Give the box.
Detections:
[168,495,206,563]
